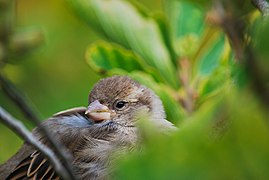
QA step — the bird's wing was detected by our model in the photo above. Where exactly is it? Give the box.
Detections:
[6,151,60,180]
[3,107,119,180]
[0,143,33,180]
[2,107,88,180]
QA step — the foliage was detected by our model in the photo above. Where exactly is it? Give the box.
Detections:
[66,0,269,179]
[116,91,269,179]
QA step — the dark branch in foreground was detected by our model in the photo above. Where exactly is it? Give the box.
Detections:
[0,75,77,180]
[251,0,269,17]
[0,107,71,180]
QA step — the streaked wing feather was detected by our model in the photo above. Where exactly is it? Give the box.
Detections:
[6,151,58,180]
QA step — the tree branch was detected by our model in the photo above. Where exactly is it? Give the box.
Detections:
[0,106,71,180]
[0,75,41,123]
[251,0,269,17]
[0,75,78,180]
[209,0,269,107]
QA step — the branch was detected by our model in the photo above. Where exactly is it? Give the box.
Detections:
[208,1,245,60]
[251,0,269,17]
[209,0,269,107]
[0,75,78,180]
[0,75,41,123]
[0,106,71,180]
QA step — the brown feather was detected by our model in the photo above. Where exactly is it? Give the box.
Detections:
[27,152,47,177]
[40,164,53,180]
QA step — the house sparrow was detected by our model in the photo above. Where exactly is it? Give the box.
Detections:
[0,75,176,179]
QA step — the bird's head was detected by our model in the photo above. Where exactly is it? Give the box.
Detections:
[85,76,166,127]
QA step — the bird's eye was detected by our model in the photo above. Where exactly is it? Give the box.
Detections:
[114,100,127,110]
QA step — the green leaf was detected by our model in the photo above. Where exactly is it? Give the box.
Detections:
[195,35,231,105]
[86,41,164,82]
[152,13,177,66]
[183,0,211,8]
[197,66,231,106]
[68,0,179,89]
[165,0,205,57]
[168,1,204,38]
[86,41,145,74]
[66,0,105,35]
[198,34,225,75]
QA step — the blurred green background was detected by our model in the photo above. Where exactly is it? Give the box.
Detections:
[0,0,162,163]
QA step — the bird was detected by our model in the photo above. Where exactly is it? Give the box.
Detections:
[0,75,176,179]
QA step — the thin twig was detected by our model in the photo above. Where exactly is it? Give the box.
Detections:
[0,75,41,122]
[0,106,71,180]
[0,75,78,180]
[251,0,269,17]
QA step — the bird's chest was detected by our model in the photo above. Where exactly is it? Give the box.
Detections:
[73,127,138,179]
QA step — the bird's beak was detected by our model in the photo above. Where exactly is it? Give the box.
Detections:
[85,100,112,122]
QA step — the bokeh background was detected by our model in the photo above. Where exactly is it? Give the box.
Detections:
[0,0,160,162]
